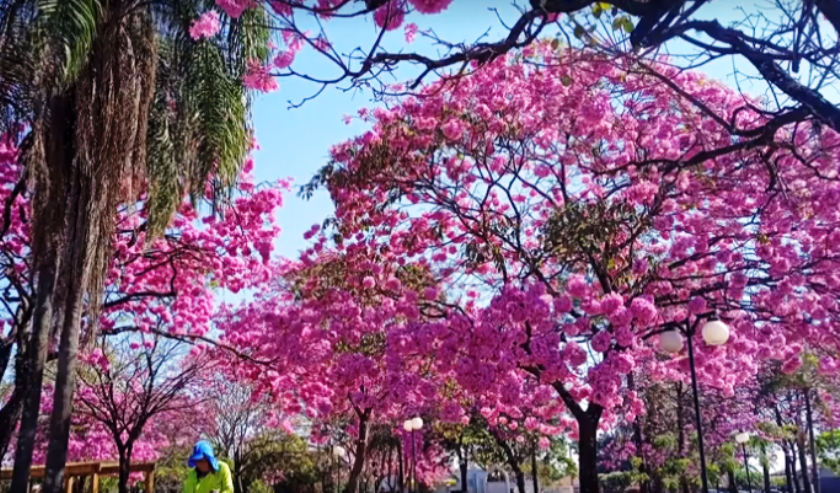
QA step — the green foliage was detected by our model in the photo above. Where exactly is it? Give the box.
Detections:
[227,432,320,493]
[817,430,840,475]
[248,480,274,493]
[38,0,104,80]
[599,471,633,493]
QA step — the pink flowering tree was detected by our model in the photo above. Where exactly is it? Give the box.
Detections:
[297,45,840,492]
[191,0,840,173]
[218,242,452,493]
[0,143,288,462]
[72,335,210,493]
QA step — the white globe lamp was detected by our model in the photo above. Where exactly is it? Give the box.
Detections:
[735,432,749,444]
[410,417,424,430]
[702,319,730,346]
[403,420,413,432]
[659,330,684,354]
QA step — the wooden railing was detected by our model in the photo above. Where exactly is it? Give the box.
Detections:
[0,461,156,493]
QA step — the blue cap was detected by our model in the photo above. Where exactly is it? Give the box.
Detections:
[188,441,219,471]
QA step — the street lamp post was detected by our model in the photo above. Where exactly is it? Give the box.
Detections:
[736,433,753,493]
[659,314,730,493]
[403,417,424,493]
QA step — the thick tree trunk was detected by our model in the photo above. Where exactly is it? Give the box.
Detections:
[345,410,371,493]
[578,414,600,493]
[797,431,813,493]
[727,470,737,493]
[8,244,59,493]
[118,444,134,493]
[805,389,821,493]
[9,92,73,493]
[44,169,92,493]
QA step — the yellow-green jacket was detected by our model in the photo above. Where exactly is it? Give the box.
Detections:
[182,462,234,493]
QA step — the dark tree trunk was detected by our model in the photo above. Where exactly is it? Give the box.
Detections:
[118,444,134,493]
[9,92,73,493]
[459,449,468,493]
[805,389,821,493]
[398,440,404,493]
[493,430,525,493]
[44,167,92,493]
[0,335,32,459]
[790,442,802,493]
[578,413,600,493]
[530,440,539,493]
[0,338,12,382]
[797,431,813,493]
[345,410,371,493]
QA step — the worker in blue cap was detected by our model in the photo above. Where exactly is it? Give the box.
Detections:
[182,441,234,493]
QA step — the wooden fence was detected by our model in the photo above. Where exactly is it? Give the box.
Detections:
[0,462,156,493]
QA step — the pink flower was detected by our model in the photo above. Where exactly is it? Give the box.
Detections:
[441,119,463,140]
[273,50,295,69]
[591,331,612,353]
[687,296,707,314]
[408,0,453,14]
[600,293,624,315]
[373,0,406,30]
[554,295,572,313]
[362,276,376,288]
[404,23,419,43]
[782,357,802,374]
[190,11,222,40]
[243,59,278,92]
[567,275,588,298]
[630,298,657,325]
[216,0,252,18]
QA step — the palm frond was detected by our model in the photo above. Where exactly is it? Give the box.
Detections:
[38,0,105,80]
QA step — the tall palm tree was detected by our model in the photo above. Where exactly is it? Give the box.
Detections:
[0,1,269,492]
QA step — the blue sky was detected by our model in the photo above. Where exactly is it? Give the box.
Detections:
[249,0,757,262]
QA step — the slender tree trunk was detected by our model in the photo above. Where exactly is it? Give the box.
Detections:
[530,440,539,493]
[9,92,72,493]
[458,447,468,493]
[627,374,649,493]
[345,410,371,493]
[676,386,689,493]
[578,413,600,493]
[797,430,813,493]
[398,440,404,493]
[492,431,525,493]
[44,169,92,493]
[790,442,802,493]
[804,389,821,493]
[763,459,771,493]
[0,337,32,459]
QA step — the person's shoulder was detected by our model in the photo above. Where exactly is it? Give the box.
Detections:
[217,462,231,475]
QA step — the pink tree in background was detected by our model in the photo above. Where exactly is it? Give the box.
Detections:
[218,241,453,493]
[72,336,210,493]
[294,45,840,492]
